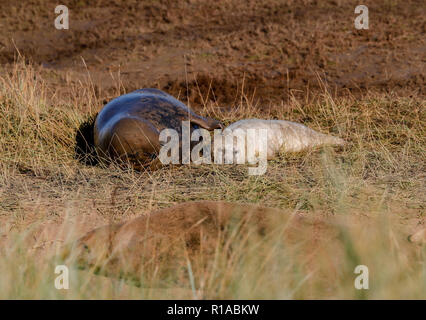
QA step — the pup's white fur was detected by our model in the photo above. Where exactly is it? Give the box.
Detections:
[220,119,345,160]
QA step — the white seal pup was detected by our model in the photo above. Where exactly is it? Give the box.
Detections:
[219,119,345,160]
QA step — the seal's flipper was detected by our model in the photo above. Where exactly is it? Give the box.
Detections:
[189,116,223,130]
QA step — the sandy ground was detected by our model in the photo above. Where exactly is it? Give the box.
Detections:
[0,0,424,107]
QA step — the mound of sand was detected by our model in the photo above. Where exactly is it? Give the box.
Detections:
[63,201,331,281]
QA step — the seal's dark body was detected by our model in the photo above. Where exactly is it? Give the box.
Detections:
[94,88,222,170]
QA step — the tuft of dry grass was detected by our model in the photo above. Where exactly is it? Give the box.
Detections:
[0,60,424,299]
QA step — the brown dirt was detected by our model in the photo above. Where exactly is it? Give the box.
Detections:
[0,0,424,108]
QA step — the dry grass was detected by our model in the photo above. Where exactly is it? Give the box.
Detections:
[0,60,424,299]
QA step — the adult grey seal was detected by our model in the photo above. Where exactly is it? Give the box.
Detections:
[93,88,223,170]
